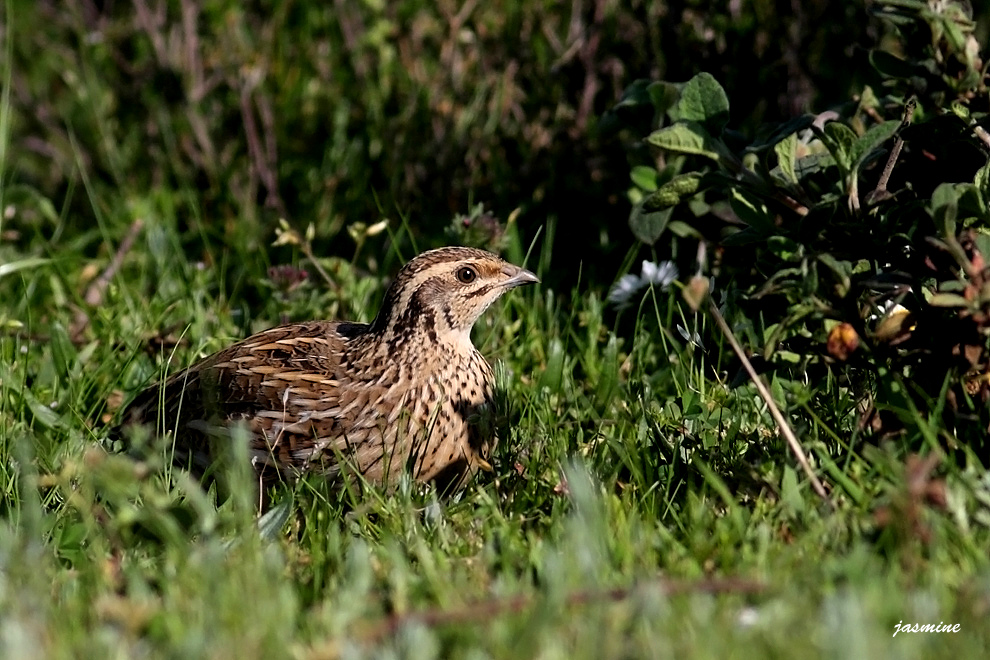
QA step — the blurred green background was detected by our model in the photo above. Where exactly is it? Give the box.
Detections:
[5,0,955,289]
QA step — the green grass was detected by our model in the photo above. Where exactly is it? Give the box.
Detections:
[1,199,989,658]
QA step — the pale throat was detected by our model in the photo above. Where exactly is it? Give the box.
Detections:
[447,325,477,354]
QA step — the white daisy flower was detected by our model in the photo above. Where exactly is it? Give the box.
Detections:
[607,274,642,307]
[608,260,679,309]
[640,259,678,287]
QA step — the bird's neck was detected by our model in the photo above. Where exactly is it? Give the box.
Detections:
[355,319,476,380]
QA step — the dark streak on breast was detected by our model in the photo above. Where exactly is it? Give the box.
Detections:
[440,303,455,329]
[422,309,438,343]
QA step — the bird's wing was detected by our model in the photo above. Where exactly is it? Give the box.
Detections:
[121,321,368,475]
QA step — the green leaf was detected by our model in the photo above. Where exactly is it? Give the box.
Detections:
[49,323,77,382]
[930,182,960,237]
[817,451,865,505]
[729,189,775,233]
[768,236,802,261]
[0,257,50,279]
[647,121,723,162]
[942,17,969,54]
[849,120,899,171]
[869,49,930,79]
[630,166,660,192]
[780,466,805,515]
[721,227,770,246]
[773,132,799,185]
[647,81,681,118]
[938,280,967,293]
[793,152,836,179]
[629,204,672,245]
[821,122,857,172]
[257,501,292,540]
[951,100,971,120]
[928,292,970,308]
[593,335,620,410]
[748,114,814,152]
[667,220,704,239]
[610,79,654,111]
[955,184,984,223]
[974,160,990,213]
[668,73,730,134]
[538,337,566,393]
[22,387,68,431]
[643,172,703,210]
[974,232,990,265]
[817,253,852,297]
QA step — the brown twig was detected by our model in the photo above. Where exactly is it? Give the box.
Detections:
[348,577,766,645]
[972,123,990,150]
[774,192,810,217]
[333,0,369,79]
[131,0,168,63]
[180,0,204,100]
[708,299,834,508]
[549,0,584,70]
[573,0,607,135]
[866,96,916,206]
[179,0,219,175]
[71,219,145,341]
[439,0,479,69]
[238,72,285,216]
[255,89,286,216]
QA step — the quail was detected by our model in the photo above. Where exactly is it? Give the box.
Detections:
[118,246,539,493]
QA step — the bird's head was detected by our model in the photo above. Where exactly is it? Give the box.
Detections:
[372,246,539,347]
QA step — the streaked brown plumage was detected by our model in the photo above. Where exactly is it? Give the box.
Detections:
[118,246,538,492]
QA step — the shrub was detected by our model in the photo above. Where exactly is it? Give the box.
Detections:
[616,0,990,458]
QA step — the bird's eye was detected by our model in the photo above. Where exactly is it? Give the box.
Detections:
[456,266,477,284]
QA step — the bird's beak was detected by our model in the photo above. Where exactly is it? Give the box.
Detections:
[501,264,540,288]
